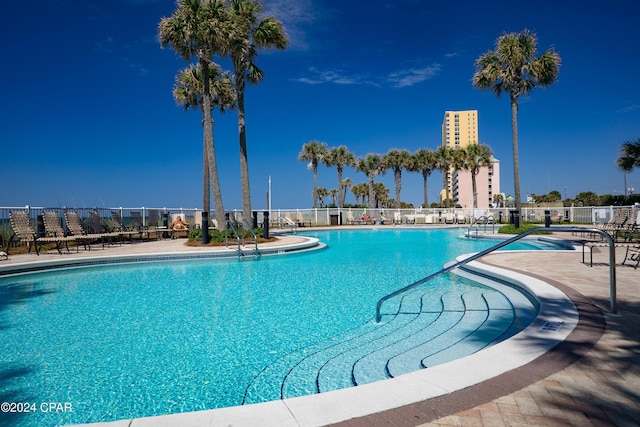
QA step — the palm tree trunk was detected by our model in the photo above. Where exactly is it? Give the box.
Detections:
[368,175,375,209]
[394,170,402,209]
[511,95,522,215]
[337,167,344,208]
[471,170,478,208]
[312,165,318,208]
[236,78,252,220]
[203,137,210,215]
[201,59,226,230]
[422,172,429,207]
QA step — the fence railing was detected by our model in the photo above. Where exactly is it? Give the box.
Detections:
[1,205,637,253]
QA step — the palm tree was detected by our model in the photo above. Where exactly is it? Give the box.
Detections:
[493,193,504,208]
[341,177,353,206]
[617,138,640,196]
[225,0,288,219]
[460,143,493,208]
[328,189,339,206]
[351,183,369,206]
[409,148,437,208]
[298,140,329,208]
[356,154,385,209]
[324,146,355,208]
[316,187,328,207]
[159,0,230,235]
[473,29,561,215]
[435,145,454,208]
[172,63,236,231]
[382,149,411,209]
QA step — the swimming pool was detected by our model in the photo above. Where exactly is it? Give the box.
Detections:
[0,228,555,426]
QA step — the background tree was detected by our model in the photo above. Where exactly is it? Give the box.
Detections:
[617,138,640,195]
[435,145,454,208]
[325,146,355,208]
[409,148,437,208]
[159,0,230,233]
[351,183,368,206]
[328,189,338,206]
[372,182,390,209]
[298,140,328,208]
[382,149,411,209]
[341,177,353,206]
[493,193,504,208]
[316,187,328,207]
[356,154,385,209]
[225,0,288,219]
[461,143,493,208]
[575,191,601,206]
[473,29,561,216]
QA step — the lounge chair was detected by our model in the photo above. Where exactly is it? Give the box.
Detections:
[89,211,120,245]
[131,211,156,240]
[42,211,84,253]
[444,212,455,224]
[9,211,70,255]
[64,211,108,250]
[393,212,402,224]
[279,212,297,231]
[170,213,190,238]
[111,211,140,241]
[296,211,311,227]
[622,244,640,269]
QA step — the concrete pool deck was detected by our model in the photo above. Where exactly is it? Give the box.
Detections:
[1,227,638,426]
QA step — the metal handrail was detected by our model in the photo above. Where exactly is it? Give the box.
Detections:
[467,215,495,238]
[225,219,242,256]
[242,219,259,254]
[375,227,617,322]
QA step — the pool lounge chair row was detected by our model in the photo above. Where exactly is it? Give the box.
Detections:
[7,210,187,256]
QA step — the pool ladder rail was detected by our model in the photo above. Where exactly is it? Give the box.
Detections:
[467,215,496,238]
[225,218,260,258]
[376,227,620,322]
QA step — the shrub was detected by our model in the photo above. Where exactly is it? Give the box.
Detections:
[497,223,550,235]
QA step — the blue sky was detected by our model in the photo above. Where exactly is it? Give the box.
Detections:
[2,0,639,210]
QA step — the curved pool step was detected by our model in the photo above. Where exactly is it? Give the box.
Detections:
[243,276,535,404]
[243,286,432,404]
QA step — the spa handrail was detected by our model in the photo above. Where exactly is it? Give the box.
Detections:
[375,227,618,322]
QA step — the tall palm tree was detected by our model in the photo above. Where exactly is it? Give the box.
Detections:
[172,63,236,230]
[409,148,437,208]
[356,154,385,209]
[159,0,229,233]
[298,140,329,208]
[473,29,561,215]
[435,145,454,207]
[225,0,288,219]
[324,146,356,208]
[382,149,411,209]
[617,138,640,196]
[461,143,493,208]
[316,187,328,207]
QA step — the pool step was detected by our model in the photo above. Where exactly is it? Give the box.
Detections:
[243,278,529,403]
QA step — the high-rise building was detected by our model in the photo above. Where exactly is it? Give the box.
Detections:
[440,110,500,209]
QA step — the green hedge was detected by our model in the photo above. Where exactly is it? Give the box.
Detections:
[497,223,551,235]
[188,227,263,243]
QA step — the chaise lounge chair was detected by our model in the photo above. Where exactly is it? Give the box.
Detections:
[9,211,70,255]
[88,211,121,245]
[63,211,108,250]
[111,211,140,241]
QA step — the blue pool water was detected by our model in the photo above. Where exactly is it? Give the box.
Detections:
[0,229,552,426]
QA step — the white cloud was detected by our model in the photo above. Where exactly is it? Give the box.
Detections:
[295,63,442,88]
[262,0,321,51]
[387,64,441,88]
